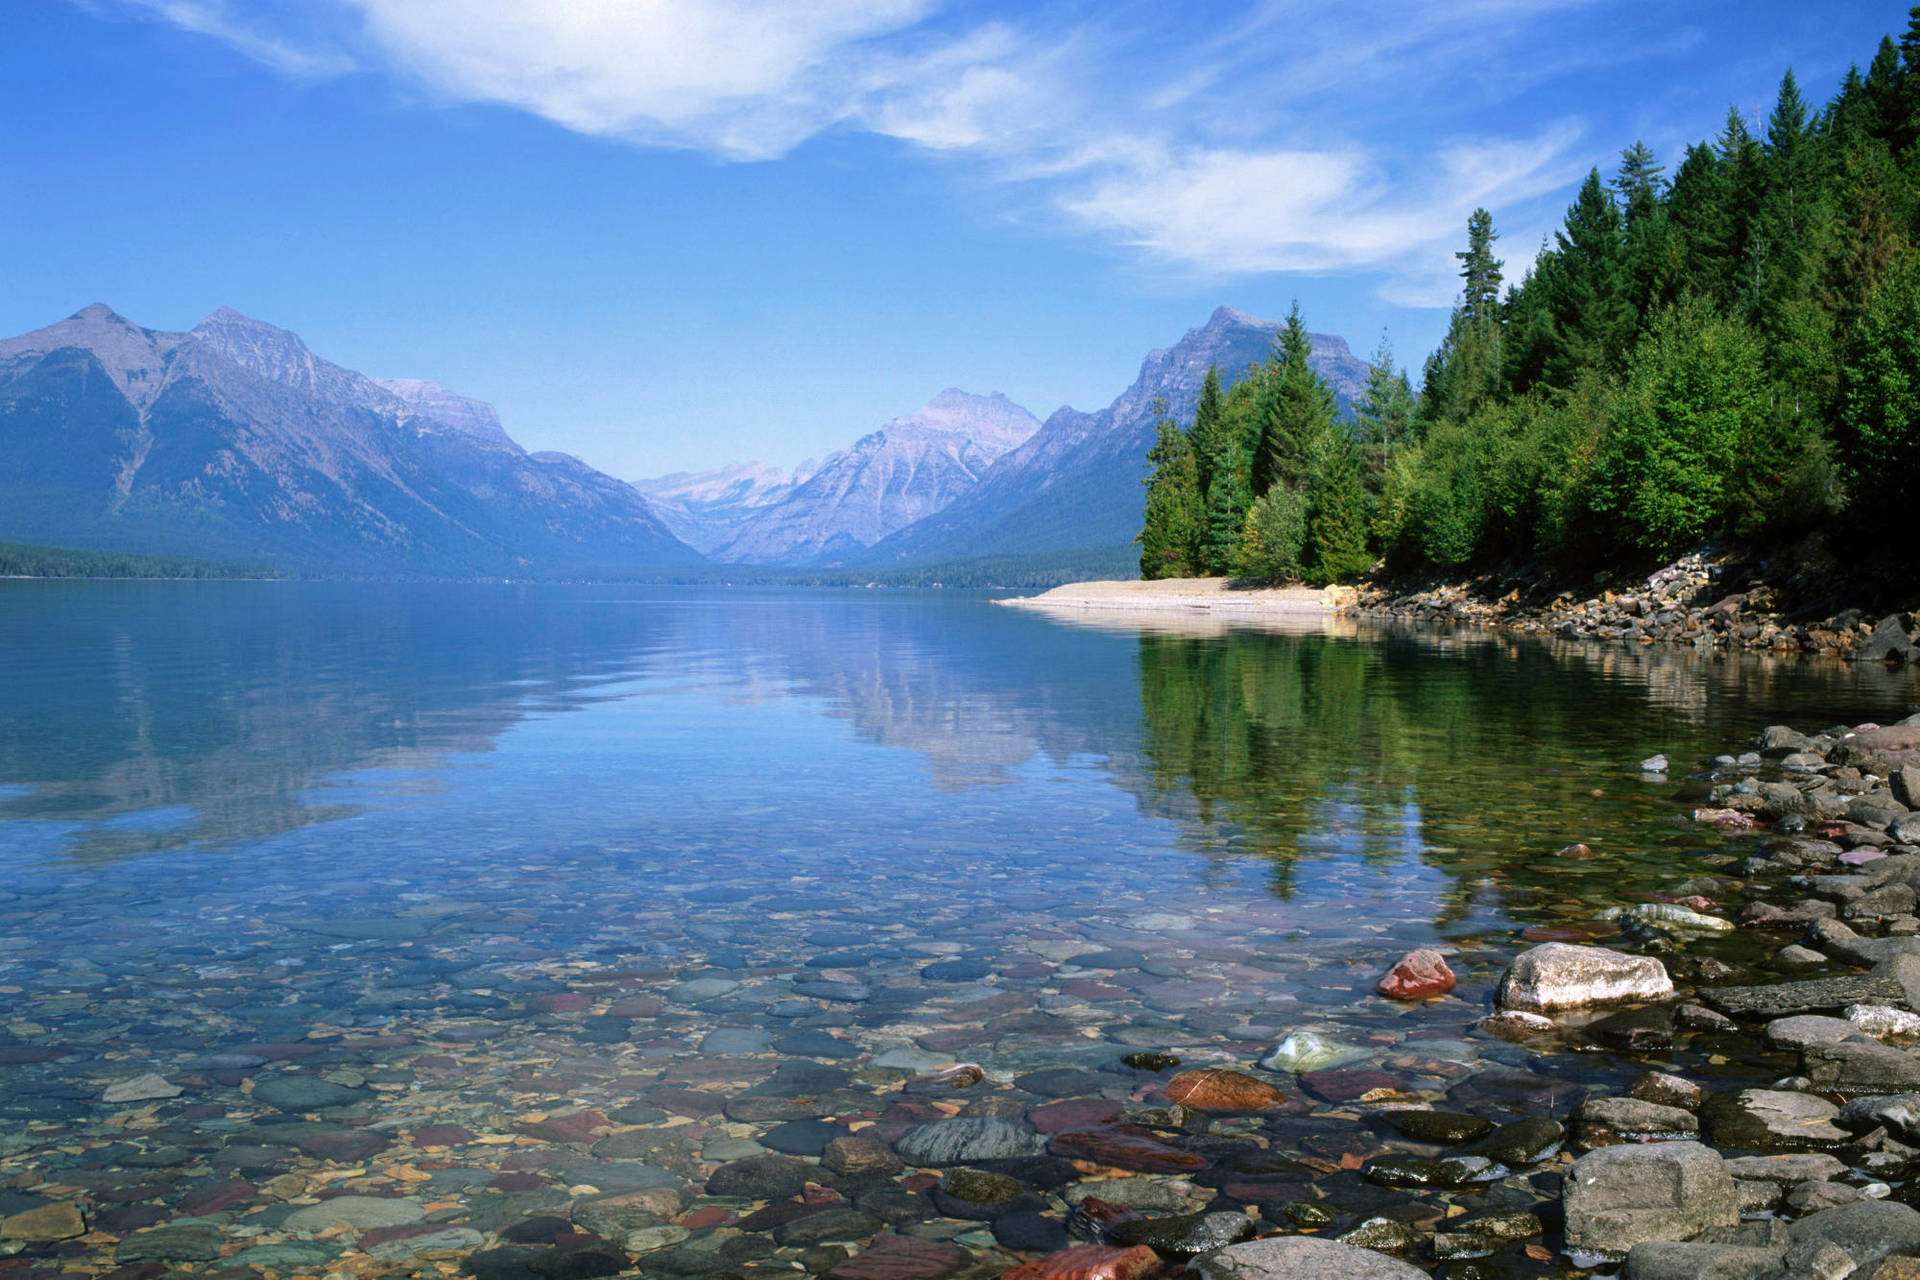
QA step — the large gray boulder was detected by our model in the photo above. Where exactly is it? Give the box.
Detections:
[1496,943,1672,1012]
[1786,1200,1920,1267]
[1801,1039,1920,1092]
[1193,1237,1427,1279]
[1564,1141,1739,1259]
[1622,1241,1783,1280]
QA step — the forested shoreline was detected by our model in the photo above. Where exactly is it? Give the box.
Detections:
[1141,13,1920,594]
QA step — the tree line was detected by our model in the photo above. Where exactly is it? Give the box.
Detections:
[1142,12,1920,582]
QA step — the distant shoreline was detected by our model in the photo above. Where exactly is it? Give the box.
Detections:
[997,576,1348,615]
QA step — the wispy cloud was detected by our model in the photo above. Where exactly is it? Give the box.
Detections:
[93,0,1646,306]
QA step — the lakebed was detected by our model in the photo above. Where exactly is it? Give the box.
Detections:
[1,581,1918,1279]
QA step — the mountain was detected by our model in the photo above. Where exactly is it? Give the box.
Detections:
[0,304,698,575]
[633,459,817,555]
[638,389,1042,566]
[857,306,1372,566]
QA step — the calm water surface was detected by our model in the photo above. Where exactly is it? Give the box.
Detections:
[1,581,1916,1275]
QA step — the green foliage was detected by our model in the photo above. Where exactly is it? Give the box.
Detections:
[1236,486,1308,582]
[1252,303,1338,495]
[1354,333,1415,449]
[1841,250,1920,509]
[0,541,276,579]
[1137,400,1203,578]
[1304,425,1372,584]
[1588,296,1766,554]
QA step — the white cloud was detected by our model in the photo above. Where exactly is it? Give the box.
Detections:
[95,0,1640,304]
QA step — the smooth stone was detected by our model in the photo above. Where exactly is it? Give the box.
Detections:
[698,1028,773,1055]
[1473,1117,1565,1166]
[1574,1096,1698,1143]
[102,1073,184,1104]
[1838,1093,1920,1141]
[228,1241,342,1269]
[1379,1110,1492,1146]
[0,1202,85,1242]
[251,1076,367,1112]
[1362,1154,1502,1189]
[1496,943,1672,1012]
[1563,1141,1739,1259]
[706,1155,815,1199]
[1706,1090,1850,1152]
[667,979,739,1002]
[115,1221,226,1263]
[826,1232,971,1280]
[762,1119,845,1156]
[368,1227,487,1261]
[775,1208,884,1246]
[1763,1015,1864,1050]
[775,1031,863,1059]
[895,1118,1046,1166]
[1015,1068,1108,1097]
[1193,1237,1427,1279]
[284,1195,426,1231]
[1260,1032,1366,1074]
[1110,1210,1255,1257]
[993,1212,1068,1253]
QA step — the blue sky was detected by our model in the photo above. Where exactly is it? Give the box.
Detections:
[1,1,1907,476]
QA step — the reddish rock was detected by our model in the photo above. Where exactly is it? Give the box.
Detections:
[1161,1069,1287,1112]
[1048,1125,1206,1173]
[528,993,592,1013]
[1376,950,1456,1001]
[606,996,663,1017]
[176,1181,255,1217]
[1001,1245,1162,1280]
[1029,1099,1126,1134]
[678,1207,733,1230]
[1556,843,1593,859]
[1297,1069,1411,1104]
[828,1232,971,1280]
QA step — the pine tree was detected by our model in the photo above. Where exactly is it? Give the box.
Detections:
[1304,424,1372,585]
[1137,399,1202,579]
[1354,333,1415,449]
[1187,367,1227,502]
[1251,304,1337,497]
[1200,431,1251,576]
[1866,34,1906,145]
[1615,142,1672,318]
[1456,208,1504,324]
[1544,168,1630,385]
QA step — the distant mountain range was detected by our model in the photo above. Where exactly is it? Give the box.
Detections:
[640,306,1371,568]
[0,303,1371,578]
[640,390,1040,566]
[0,304,696,575]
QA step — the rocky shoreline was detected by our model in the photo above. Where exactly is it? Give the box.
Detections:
[1355,552,1919,662]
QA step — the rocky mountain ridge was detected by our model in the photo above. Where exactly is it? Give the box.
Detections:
[0,304,696,575]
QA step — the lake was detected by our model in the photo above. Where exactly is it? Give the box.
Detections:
[1,581,1916,1276]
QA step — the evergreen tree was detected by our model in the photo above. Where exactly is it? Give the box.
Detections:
[1544,169,1630,386]
[1200,431,1252,576]
[1456,208,1504,323]
[1304,424,1372,584]
[1252,304,1337,497]
[1866,33,1906,144]
[1187,366,1227,501]
[1353,333,1415,449]
[1615,142,1673,318]
[1137,399,1202,578]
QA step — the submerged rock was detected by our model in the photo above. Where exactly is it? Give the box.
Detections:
[1161,1069,1287,1111]
[1495,943,1673,1012]
[1376,950,1456,1000]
